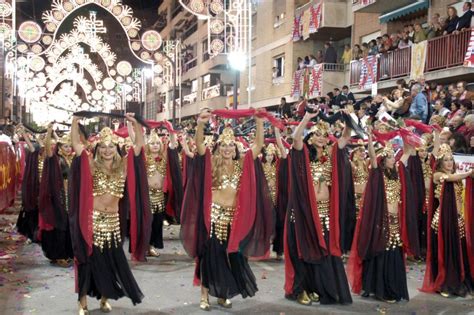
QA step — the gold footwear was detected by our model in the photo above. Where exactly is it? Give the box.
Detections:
[217,298,232,308]
[78,302,89,315]
[308,292,319,302]
[200,298,210,311]
[148,247,160,257]
[100,298,112,313]
[297,291,312,306]
[383,298,396,304]
[440,291,450,298]
[55,259,71,268]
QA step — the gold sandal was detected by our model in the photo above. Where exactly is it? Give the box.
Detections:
[200,298,210,311]
[100,298,112,313]
[217,298,232,308]
[78,302,89,315]
[297,291,312,306]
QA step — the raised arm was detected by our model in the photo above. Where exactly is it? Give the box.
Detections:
[127,121,135,143]
[337,120,352,149]
[195,109,211,156]
[367,127,377,169]
[45,123,54,157]
[434,169,474,183]
[292,110,319,151]
[274,127,287,159]
[251,116,264,160]
[169,129,178,150]
[180,133,195,158]
[431,129,440,158]
[125,113,144,156]
[71,116,84,156]
[399,142,412,167]
[17,125,35,153]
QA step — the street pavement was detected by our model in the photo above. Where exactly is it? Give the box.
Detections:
[1,202,474,315]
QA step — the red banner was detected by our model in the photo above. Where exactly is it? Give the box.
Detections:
[0,143,20,213]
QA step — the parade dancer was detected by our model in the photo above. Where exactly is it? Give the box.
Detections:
[16,126,41,242]
[180,109,273,311]
[69,114,151,314]
[422,144,474,297]
[284,109,353,306]
[38,124,74,267]
[348,129,419,303]
[145,129,183,257]
[350,140,368,219]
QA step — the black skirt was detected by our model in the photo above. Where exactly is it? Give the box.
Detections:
[199,233,258,299]
[430,230,474,296]
[272,211,284,256]
[17,207,39,242]
[361,247,409,302]
[149,211,165,249]
[41,225,74,261]
[77,239,144,305]
[286,221,352,305]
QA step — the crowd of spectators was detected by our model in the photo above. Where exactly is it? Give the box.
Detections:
[352,2,473,60]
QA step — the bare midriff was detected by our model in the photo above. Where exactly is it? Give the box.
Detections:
[148,172,164,190]
[212,188,237,209]
[93,194,120,213]
[354,183,366,195]
[314,182,330,202]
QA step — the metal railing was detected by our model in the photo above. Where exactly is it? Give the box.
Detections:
[350,28,472,87]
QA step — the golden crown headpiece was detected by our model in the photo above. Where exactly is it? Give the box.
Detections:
[266,143,277,155]
[97,127,119,146]
[217,127,236,145]
[204,135,214,148]
[308,121,330,137]
[58,133,71,145]
[147,129,162,144]
[376,142,395,158]
[435,144,453,161]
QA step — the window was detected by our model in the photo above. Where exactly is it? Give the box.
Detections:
[273,55,285,78]
[202,39,209,61]
[273,0,286,28]
[191,79,198,93]
[361,31,381,44]
[202,74,211,89]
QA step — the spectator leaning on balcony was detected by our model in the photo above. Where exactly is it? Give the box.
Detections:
[409,83,428,122]
[398,32,412,49]
[323,41,337,63]
[455,2,473,32]
[407,24,415,42]
[426,14,443,39]
[309,55,318,67]
[352,44,362,60]
[297,57,305,70]
[444,6,459,34]
[413,24,427,43]
[316,50,324,63]
[341,44,352,64]
[368,39,378,55]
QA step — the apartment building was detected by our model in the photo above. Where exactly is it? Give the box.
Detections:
[350,0,473,93]
[147,0,235,121]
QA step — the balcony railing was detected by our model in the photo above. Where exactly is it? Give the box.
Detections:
[183,57,197,73]
[202,84,222,101]
[291,63,345,98]
[350,29,472,87]
[183,91,197,105]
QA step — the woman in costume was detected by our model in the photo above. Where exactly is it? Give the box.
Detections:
[70,114,151,314]
[422,144,474,297]
[262,128,288,260]
[180,109,273,311]
[16,126,41,242]
[350,140,368,219]
[145,129,182,257]
[38,123,74,267]
[348,127,420,303]
[284,109,353,306]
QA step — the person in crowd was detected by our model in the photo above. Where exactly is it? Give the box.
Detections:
[413,23,427,43]
[361,43,369,57]
[448,100,464,122]
[382,34,393,51]
[462,114,474,146]
[448,132,469,153]
[422,144,474,298]
[433,99,451,118]
[455,2,473,32]
[309,55,318,67]
[297,57,305,70]
[444,6,459,34]
[352,44,362,60]
[279,97,293,119]
[410,84,428,122]
[323,42,337,64]
[304,56,310,66]
[368,40,378,56]
[342,85,356,104]
[316,50,324,63]
[438,90,451,109]
[456,81,472,101]
[407,24,415,42]
[341,44,352,64]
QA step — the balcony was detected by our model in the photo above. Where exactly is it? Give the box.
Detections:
[293,0,351,42]
[349,29,472,89]
[352,0,415,13]
[291,63,347,98]
[202,84,223,101]
[183,91,197,105]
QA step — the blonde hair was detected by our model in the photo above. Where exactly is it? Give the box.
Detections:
[94,145,124,177]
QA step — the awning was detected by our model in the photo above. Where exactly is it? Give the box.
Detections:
[379,0,429,24]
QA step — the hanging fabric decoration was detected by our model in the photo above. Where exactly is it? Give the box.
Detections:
[359,55,377,90]
[309,64,323,96]
[292,15,302,41]
[291,70,303,97]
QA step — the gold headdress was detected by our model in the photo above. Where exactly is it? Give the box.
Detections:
[57,133,71,145]
[217,127,235,145]
[204,135,214,148]
[97,127,119,146]
[435,144,452,161]
[308,121,330,137]
[376,142,395,158]
[147,129,162,144]
[266,143,277,156]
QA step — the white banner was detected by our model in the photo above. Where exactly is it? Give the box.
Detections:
[454,154,474,172]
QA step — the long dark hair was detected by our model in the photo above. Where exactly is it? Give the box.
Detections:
[303,132,327,162]
[380,156,398,180]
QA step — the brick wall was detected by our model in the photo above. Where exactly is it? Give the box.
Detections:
[352,12,384,44]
